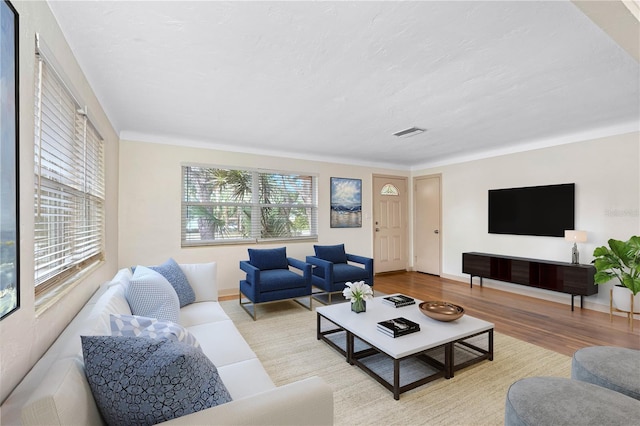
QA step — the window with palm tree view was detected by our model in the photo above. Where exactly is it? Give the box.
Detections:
[182,166,318,245]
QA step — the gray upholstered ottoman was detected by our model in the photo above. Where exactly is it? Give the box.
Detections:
[505,377,640,425]
[572,346,640,400]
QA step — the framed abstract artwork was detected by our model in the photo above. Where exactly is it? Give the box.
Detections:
[1,0,19,320]
[330,177,362,228]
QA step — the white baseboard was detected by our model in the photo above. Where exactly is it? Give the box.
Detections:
[440,273,620,316]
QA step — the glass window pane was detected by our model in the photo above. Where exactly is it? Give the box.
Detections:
[183,204,251,242]
[182,166,317,245]
[34,55,105,292]
[381,183,399,196]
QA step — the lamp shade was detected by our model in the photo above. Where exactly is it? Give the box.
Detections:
[564,230,587,243]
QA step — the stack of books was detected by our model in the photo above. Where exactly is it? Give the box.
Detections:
[382,294,416,308]
[377,317,421,338]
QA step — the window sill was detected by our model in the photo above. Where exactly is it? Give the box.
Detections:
[35,260,104,317]
[182,236,318,248]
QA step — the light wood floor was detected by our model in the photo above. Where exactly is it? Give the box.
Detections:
[374,271,639,357]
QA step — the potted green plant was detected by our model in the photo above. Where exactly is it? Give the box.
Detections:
[592,236,640,313]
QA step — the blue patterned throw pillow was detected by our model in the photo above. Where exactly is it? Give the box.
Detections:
[125,266,180,323]
[81,335,232,426]
[110,314,201,349]
[149,258,196,307]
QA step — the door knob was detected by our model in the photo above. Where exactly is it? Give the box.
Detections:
[434,230,439,234]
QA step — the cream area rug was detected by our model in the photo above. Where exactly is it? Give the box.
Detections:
[221,299,571,426]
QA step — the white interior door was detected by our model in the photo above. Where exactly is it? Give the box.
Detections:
[373,175,408,273]
[414,175,441,275]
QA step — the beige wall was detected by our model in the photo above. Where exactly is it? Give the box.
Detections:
[413,132,640,310]
[0,1,119,403]
[118,139,409,296]
[118,132,640,311]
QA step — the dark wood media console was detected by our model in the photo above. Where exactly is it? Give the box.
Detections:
[462,252,597,311]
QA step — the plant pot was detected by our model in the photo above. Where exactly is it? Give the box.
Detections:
[611,286,640,314]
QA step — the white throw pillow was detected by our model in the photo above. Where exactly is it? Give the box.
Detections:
[125,266,180,323]
[107,267,133,288]
[110,313,201,349]
[87,283,132,336]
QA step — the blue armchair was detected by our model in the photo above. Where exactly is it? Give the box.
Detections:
[239,247,312,320]
[306,244,374,304]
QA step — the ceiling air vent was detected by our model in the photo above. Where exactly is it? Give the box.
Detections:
[393,127,426,138]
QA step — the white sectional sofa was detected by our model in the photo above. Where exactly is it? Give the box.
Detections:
[1,262,333,425]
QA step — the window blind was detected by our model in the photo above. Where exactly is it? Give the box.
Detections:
[33,53,105,293]
[182,166,317,245]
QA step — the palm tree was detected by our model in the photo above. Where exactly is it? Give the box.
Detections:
[186,168,251,240]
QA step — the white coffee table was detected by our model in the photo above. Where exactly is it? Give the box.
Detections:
[316,295,494,399]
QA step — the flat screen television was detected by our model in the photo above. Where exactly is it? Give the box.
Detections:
[488,183,575,237]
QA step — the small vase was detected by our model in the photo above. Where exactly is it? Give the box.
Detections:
[351,299,366,313]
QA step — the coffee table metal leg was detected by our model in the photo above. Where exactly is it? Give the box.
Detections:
[488,329,494,361]
[445,343,453,379]
[394,359,400,400]
[347,331,354,364]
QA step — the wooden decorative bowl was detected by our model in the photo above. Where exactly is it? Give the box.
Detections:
[418,301,465,322]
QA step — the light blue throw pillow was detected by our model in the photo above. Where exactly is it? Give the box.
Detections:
[125,266,180,323]
[149,258,196,307]
[110,314,200,350]
[81,335,232,425]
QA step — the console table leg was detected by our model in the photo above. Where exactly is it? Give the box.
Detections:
[571,295,575,312]
[470,276,484,288]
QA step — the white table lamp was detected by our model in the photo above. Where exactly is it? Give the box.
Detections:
[564,230,587,264]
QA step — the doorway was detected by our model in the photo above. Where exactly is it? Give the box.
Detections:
[414,174,441,275]
[372,175,408,273]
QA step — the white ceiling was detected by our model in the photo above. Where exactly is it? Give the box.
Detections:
[47,0,640,169]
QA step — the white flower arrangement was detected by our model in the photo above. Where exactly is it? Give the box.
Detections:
[343,281,374,302]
